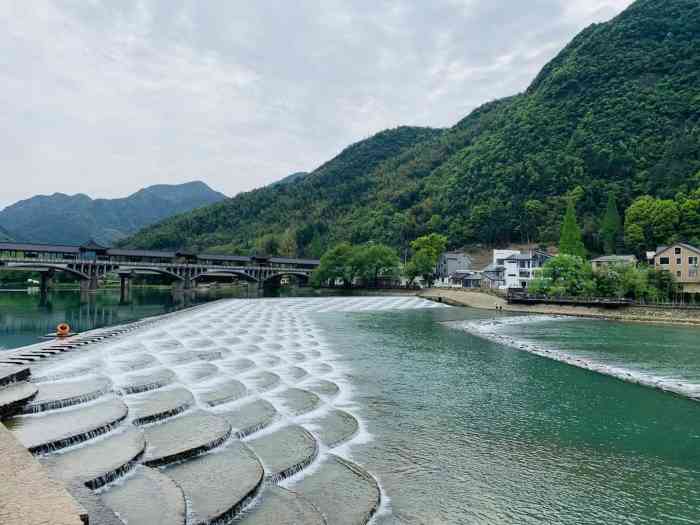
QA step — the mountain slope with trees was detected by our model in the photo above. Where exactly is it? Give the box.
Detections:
[0,181,226,246]
[123,0,700,258]
[0,225,13,242]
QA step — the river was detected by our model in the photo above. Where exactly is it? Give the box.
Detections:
[2,291,699,523]
[0,287,313,351]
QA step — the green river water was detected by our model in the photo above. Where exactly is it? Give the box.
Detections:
[318,308,700,524]
[1,290,699,523]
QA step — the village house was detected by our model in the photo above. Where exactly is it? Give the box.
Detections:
[591,254,638,271]
[448,270,482,289]
[480,263,505,289]
[650,243,700,293]
[435,251,471,280]
[501,250,551,289]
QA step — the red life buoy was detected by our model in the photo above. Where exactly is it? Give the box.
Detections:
[56,323,71,337]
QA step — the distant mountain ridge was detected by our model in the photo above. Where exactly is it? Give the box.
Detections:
[0,181,226,245]
[0,225,13,242]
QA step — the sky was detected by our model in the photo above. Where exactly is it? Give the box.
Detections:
[0,0,634,209]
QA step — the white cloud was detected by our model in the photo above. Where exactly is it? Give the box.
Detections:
[0,0,633,209]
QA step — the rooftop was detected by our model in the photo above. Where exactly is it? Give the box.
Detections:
[591,255,637,263]
[653,243,700,258]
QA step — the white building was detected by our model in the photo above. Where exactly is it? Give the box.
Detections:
[494,249,551,289]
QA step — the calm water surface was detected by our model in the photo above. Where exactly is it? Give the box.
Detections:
[317,308,700,524]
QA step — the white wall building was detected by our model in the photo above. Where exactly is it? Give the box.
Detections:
[494,249,551,289]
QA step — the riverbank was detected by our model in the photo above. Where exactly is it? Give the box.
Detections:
[419,288,700,326]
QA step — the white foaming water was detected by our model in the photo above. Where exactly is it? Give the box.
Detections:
[25,294,442,517]
[451,315,700,402]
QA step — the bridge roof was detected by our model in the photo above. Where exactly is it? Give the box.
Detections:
[198,254,252,262]
[0,241,320,266]
[269,257,320,265]
[0,242,80,253]
[108,248,176,258]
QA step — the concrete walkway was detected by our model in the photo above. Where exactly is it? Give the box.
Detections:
[0,422,87,525]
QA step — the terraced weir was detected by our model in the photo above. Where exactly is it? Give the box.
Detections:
[0,295,441,525]
[3,297,700,524]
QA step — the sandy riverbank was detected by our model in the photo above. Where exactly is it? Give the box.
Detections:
[419,288,700,326]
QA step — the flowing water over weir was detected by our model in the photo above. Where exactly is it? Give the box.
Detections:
[451,315,700,402]
[0,296,443,525]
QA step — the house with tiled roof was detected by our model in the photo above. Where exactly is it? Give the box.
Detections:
[650,243,700,293]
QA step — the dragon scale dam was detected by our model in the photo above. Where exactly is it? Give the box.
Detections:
[0,296,444,525]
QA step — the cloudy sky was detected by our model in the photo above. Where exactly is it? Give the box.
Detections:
[0,0,633,209]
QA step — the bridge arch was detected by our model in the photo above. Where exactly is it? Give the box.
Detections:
[119,267,185,282]
[2,263,90,281]
[262,271,311,285]
[192,269,259,283]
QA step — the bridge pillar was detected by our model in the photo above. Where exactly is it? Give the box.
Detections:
[89,272,99,291]
[119,275,131,303]
[39,270,53,296]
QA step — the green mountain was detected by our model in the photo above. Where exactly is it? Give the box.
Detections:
[0,225,13,242]
[123,0,700,257]
[0,181,226,246]
[272,172,310,187]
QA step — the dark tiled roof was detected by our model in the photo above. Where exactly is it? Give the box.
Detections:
[108,249,176,258]
[591,255,637,263]
[198,254,252,262]
[269,257,320,265]
[504,251,551,261]
[80,239,108,252]
[0,242,80,253]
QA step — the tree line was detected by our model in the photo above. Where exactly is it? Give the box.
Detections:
[530,198,681,302]
[311,234,447,288]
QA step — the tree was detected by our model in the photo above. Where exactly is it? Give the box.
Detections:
[650,199,680,245]
[279,228,298,257]
[522,199,545,244]
[358,244,400,287]
[254,234,280,256]
[528,254,595,297]
[312,242,400,288]
[559,200,586,258]
[600,193,622,255]
[680,198,700,245]
[410,234,448,262]
[624,222,646,255]
[404,250,435,286]
[311,243,354,287]
[406,233,448,286]
[624,196,680,253]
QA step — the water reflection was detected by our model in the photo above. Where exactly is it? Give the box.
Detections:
[0,285,376,351]
[0,286,261,350]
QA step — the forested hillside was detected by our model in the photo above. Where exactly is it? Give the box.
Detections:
[123,0,700,257]
[0,225,13,242]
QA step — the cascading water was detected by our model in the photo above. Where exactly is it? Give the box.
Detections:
[451,314,700,402]
[4,295,444,525]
